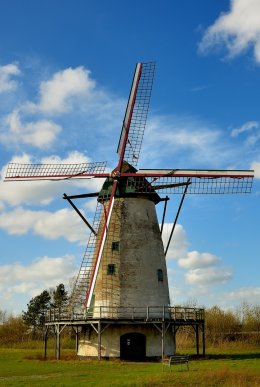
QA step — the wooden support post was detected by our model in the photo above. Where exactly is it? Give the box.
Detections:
[43,326,48,359]
[202,322,205,356]
[53,326,57,359]
[195,324,199,356]
[56,324,61,360]
[75,326,79,353]
[172,325,177,355]
[161,321,165,360]
[98,321,101,360]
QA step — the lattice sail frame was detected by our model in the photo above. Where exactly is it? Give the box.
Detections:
[129,169,254,194]
[5,161,107,181]
[117,62,155,167]
[69,198,106,312]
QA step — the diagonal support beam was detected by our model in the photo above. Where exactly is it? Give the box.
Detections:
[63,193,97,236]
[164,179,190,256]
[160,196,169,235]
[64,192,99,199]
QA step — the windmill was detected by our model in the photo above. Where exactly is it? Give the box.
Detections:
[5,62,254,359]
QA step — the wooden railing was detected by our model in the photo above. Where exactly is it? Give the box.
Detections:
[45,306,204,323]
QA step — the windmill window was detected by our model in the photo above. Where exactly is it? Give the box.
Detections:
[112,241,120,251]
[107,264,116,275]
[157,269,163,282]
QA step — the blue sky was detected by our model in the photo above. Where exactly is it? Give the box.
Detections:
[0,0,259,314]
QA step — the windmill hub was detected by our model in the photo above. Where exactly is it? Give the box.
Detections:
[111,169,120,179]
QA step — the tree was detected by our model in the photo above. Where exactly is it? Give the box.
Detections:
[22,284,69,334]
[0,309,8,324]
[0,315,28,344]
[205,305,239,345]
[51,283,68,308]
[237,302,260,343]
[22,290,51,334]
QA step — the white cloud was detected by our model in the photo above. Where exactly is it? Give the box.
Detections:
[34,208,89,244]
[178,251,220,270]
[84,197,99,213]
[246,132,260,146]
[27,66,95,114]
[0,207,88,244]
[199,0,260,64]
[148,116,221,150]
[250,161,260,178]
[0,153,104,244]
[185,267,232,285]
[164,222,231,287]
[231,121,259,137]
[170,284,260,309]
[203,287,260,309]
[2,110,62,149]
[0,206,43,235]
[141,115,229,168]
[162,224,188,260]
[141,113,259,173]
[0,255,76,284]
[164,128,219,149]
[230,121,260,147]
[0,65,124,154]
[40,151,91,164]
[225,287,260,305]
[0,63,21,93]
[0,255,78,312]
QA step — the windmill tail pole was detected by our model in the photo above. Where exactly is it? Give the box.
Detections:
[164,179,190,257]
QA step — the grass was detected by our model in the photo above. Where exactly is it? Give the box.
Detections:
[0,345,260,386]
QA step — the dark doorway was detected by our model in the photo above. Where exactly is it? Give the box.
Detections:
[120,332,146,360]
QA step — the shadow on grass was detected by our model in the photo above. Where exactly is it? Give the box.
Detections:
[24,353,79,361]
[190,353,260,361]
[24,352,260,362]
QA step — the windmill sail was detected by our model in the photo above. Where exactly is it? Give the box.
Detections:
[84,181,118,309]
[117,62,155,168]
[5,161,107,181]
[69,199,105,313]
[127,169,254,194]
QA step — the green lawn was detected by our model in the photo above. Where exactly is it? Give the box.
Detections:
[0,347,260,386]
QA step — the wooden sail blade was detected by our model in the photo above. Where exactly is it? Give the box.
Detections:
[4,161,108,181]
[117,62,155,170]
[123,169,254,194]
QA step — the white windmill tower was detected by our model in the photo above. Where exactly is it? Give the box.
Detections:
[5,62,254,360]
